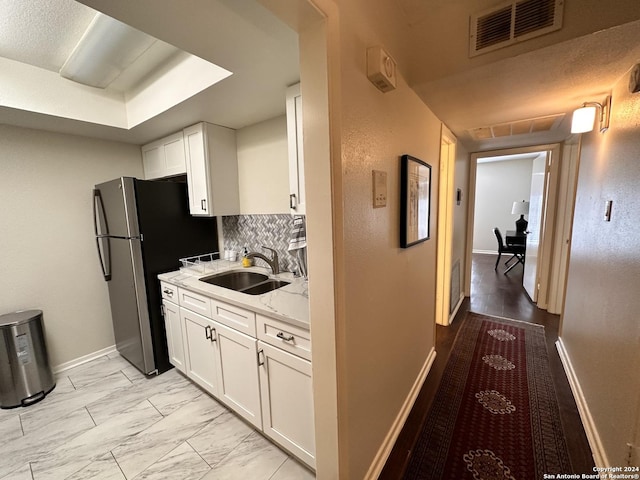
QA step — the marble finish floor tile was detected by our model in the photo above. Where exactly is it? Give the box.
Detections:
[65,354,132,389]
[134,442,211,480]
[21,370,133,433]
[0,406,96,478]
[111,394,225,479]
[31,400,162,480]
[0,412,23,444]
[0,463,32,480]
[0,354,316,480]
[188,411,254,466]
[66,453,126,480]
[147,374,203,416]
[271,457,316,480]
[202,432,288,480]
[85,370,188,425]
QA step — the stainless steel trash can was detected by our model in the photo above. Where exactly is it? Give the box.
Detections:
[0,310,56,408]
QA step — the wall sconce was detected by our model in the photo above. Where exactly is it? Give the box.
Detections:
[570,96,612,134]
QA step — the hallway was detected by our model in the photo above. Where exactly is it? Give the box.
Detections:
[381,253,594,478]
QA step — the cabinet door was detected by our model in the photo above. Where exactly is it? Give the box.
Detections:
[213,322,262,429]
[162,132,187,177]
[180,307,218,396]
[162,300,185,373]
[258,341,315,468]
[286,83,306,215]
[184,124,211,215]
[142,143,164,180]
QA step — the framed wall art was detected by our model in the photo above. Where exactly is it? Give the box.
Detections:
[400,154,431,248]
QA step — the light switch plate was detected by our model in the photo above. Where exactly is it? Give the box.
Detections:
[373,170,387,208]
[604,200,613,221]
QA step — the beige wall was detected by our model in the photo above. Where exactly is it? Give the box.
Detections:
[0,125,143,367]
[561,70,640,465]
[330,2,441,477]
[236,115,290,214]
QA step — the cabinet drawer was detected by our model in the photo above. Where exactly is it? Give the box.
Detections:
[160,282,178,302]
[178,288,212,317]
[257,315,311,361]
[211,299,256,336]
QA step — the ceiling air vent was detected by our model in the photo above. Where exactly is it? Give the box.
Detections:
[470,0,564,57]
[468,114,565,141]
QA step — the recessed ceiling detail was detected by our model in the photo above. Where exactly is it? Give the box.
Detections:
[468,113,565,140]
[0,1,232,130]
[470,0,564,57]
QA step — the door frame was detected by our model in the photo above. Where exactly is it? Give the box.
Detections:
[435,125,458,326]
[465,143,562,310]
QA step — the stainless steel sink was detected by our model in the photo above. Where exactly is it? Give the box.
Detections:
[242,280,290,295]
[199,270,289,295]
[200,271,268,290]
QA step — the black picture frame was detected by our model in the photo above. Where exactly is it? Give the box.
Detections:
[400,154,431,248]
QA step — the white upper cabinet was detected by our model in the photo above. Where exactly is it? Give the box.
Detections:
[141,131,187,180]
[184,122,240,217]
[286,83,306,215]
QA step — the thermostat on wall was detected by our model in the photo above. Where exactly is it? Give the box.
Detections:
[367,46,397,93]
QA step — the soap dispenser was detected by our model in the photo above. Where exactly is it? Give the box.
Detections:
[241,247,252,267]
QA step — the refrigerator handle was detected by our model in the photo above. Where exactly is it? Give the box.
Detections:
[93,189,112,281]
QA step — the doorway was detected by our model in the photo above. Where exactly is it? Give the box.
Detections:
[464,143,576,314]
[435,126,463,326]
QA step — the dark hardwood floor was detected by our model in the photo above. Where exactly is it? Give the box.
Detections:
[379,253,594,479]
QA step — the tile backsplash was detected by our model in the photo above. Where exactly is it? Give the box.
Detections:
[222,214,299,273]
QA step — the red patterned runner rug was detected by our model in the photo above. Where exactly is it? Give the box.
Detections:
[404,313,572,479]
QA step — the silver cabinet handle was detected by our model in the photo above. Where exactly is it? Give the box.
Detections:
[210,327,217,343]
[160,304,165,317]
[257,349,265,366]
[276,332,294,342]
[201,199,207,211]
[205,325,211,340]
[289,194,297,210]
[163,289,173,297]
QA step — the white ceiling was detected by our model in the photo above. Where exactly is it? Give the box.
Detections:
[0,0,300,144]
[0,0,94,72]
[1,0,639,151]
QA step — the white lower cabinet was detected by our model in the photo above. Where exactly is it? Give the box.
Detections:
[258,340,315,469]
[180,307,219,396]
[162,300,185,373]
[165,285,314,469]
[213,322,262,429]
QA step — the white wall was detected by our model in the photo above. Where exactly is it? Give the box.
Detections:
[473,157,534,252]
[452,142,470,300]
[0,125,143,367]
[236,115,290,214]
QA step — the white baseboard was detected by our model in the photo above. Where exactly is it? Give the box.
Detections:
[53,345,118,374]
[449,293,465,324]
[556,338,608,467]
[364,347,437,480]
[473,249,498,255]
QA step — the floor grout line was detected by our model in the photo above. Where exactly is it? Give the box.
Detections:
[110,450,128,480]
[85,406,97,427]
[267,456,289,480]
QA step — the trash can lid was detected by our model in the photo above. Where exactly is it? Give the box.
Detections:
[0,310,43,327]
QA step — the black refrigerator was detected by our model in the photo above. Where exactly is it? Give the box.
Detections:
[93,177,217,375]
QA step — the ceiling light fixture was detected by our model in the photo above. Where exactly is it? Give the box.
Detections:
[570,96,612,134]
[59,13,156,89]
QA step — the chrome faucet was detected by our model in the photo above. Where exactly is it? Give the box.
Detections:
[246,246,280,275]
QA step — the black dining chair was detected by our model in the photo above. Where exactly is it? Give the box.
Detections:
[493,227,525,274]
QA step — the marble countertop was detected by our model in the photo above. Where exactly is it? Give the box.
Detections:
[158,261,310,330]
